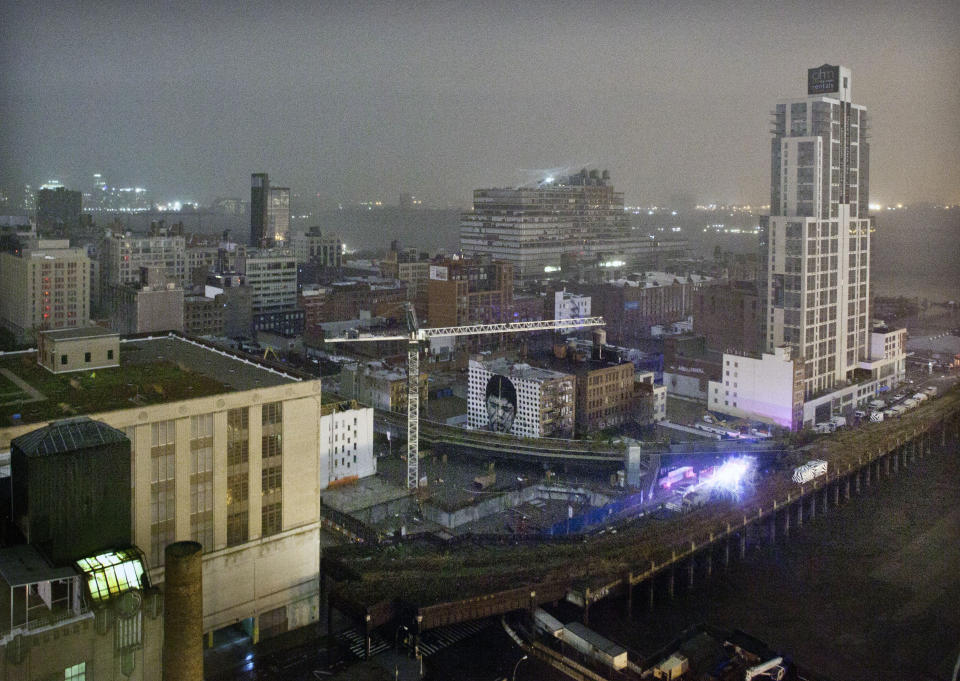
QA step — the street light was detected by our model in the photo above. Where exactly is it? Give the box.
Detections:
[512,654,529,681]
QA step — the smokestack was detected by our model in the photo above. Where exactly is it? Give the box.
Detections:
[163,541,203,681]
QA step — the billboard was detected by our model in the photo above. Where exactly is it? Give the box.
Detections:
[429,265,448,281]
[807,64,840,95]
[484,374,517,433]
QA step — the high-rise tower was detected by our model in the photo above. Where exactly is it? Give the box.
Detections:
[762,65,871,398]
[268,186,290,243]
[250,173,270,247]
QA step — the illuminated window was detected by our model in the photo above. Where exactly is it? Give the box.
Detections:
[64,662,86,681]
[75,549,146,604]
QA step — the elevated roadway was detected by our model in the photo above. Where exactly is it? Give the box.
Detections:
[374,407,788,465]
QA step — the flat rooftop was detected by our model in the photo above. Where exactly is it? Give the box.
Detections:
[40,326,118,341]
[0,544,77,588]
[476,357,572,383]
[1,336,298,427]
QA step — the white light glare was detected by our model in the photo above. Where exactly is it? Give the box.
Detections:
[706,456,754,499]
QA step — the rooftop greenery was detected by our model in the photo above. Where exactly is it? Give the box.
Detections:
[0,352,227,427]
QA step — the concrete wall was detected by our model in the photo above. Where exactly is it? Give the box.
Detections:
[708,349,796,428]
[422,485,613,529]
[663,371,708,401]
[0,604,162,681]
[39,334,119,374]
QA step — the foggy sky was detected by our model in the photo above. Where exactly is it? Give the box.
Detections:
[2,0,958,207]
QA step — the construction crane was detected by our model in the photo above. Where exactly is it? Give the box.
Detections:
[325,303,605,489]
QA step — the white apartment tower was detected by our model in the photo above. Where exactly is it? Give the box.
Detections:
[762,64,871,398]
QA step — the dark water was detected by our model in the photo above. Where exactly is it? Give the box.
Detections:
[670,205,960,303]
[871,206,960,303]
[310,207,462,253]
[564,440,960,681]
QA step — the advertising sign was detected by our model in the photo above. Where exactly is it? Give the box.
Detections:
[807,64,840,95]
[429,265,448,281]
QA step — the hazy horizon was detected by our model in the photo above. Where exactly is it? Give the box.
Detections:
[2,1,958,207]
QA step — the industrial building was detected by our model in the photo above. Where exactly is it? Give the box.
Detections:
[0,336,335,644]
[708,325,907,430]
[467,357,575,438]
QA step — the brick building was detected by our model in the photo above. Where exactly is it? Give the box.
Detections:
[576,272,709,345]
[426,258,513,327]
[693,280,761,354]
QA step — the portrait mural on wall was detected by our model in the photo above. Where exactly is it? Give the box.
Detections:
[485,373,517,433]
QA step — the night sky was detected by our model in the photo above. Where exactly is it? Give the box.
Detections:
[1,0,958,206]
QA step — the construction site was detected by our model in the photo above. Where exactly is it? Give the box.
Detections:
[319,384,960,679]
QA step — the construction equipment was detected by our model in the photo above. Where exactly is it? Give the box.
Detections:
[325,302,604,489]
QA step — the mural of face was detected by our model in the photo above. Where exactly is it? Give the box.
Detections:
[485,374,517,433]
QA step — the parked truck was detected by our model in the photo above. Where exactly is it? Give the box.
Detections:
[792,460,828,484]
[924,385,938,397]
[912,392,928,402]
[830,415,846,428]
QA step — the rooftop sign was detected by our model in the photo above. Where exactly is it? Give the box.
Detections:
[808,64,840,95]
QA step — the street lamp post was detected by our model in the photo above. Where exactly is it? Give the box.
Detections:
[512,654,529,681]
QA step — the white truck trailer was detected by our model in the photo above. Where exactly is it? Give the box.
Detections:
[562,621,628,670]
[792,460,828,484]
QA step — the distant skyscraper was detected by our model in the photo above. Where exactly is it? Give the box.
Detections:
[762,64,871,398]
[250,173,269,247]
[268,186,290,243]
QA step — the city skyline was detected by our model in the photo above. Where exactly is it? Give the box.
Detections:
[1,1,958,208]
